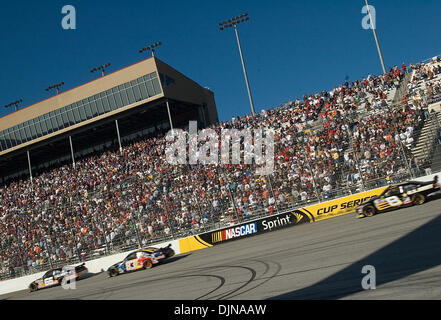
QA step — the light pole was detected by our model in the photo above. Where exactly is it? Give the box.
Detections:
[46,82,64,95]
[139,41,162,57]
[90,63,111,77]
[4,99,22,112]
[219,13,256,117]
[27,150,33,184]
[364,0,387,74]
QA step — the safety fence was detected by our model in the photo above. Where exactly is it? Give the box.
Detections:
[2,68,441,281]
[2,144,439,281]
[178,185,389,254]
[2,118,441,281]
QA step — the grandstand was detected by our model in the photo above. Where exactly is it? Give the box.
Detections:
[0,57,218,183]
[1,55,441,281]
[407,58,441,172]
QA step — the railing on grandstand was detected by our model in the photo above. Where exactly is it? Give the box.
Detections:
[392,72,412,107]
[418,54,441,66]
[2,156,440,281]
[3,114,441,282]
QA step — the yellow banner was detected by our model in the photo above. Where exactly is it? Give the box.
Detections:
[302,187,388,222]
[177,187,388,254]
[179,235,212,254]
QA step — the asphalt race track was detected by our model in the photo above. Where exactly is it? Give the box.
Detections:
[2,196,441,300]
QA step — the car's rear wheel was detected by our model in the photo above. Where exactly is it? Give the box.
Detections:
[109,268,119,277]
[363,205,376,217]
[143,259,153,269]
[412,193,426,205]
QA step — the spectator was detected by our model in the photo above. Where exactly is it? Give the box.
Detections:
[2,56,438,279]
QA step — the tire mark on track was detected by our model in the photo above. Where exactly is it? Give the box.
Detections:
[215,266,257,300]
[147,274,227,301]
[186,265,259,300]
[222,260,282,300]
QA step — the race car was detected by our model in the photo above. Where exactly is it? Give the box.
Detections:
[356,176,440,218]
[106,244,175,277]
[28,263,88,292]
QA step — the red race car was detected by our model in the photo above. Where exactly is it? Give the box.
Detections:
[107,245,175,277]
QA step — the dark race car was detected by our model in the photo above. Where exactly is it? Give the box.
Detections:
[356,175,440,218]
[28,263,88,292]
[107,244,175,277]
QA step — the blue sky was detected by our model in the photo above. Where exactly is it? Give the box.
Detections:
[0,0,440,122]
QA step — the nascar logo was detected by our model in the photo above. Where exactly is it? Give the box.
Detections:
[212,222,257,243]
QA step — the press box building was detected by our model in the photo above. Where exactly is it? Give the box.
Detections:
[0,57,219,182]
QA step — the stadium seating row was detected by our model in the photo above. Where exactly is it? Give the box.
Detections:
[1,57,441,280]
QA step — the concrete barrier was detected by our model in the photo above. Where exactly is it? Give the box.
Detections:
[82,239,181,274]
[299,187,388,222]
[177,187,388,253]
[1,172,439,296]
[0,239,180,296]
[178,172,441,252]
[0,272,46,296]
[413,172,439,183]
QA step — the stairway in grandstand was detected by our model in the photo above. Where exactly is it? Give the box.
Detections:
[431,141,441,173]
[429,109,441,173]
[338,71,422,193]
[392,72,412,108]
[411,109,441,171]
[409,60,441,172]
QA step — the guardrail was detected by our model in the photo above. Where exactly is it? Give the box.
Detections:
[3,155,440,281]
[177,185,390,253]
[2,96,441,281]
[1,171,439,289]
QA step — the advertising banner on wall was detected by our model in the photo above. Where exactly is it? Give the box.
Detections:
[178,186,388,254]
[178,209,312,253]
[304,187,388,222]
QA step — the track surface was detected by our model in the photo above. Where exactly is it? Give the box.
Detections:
[2,197,441,300]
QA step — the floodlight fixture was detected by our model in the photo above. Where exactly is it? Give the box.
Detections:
[4,99,23,112]
[45,82,65,95]
[90,62,111,77]
[139,41,162,57]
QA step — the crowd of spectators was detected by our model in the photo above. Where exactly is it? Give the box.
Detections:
[408,56,441,105]
[351,102,423,185]
[1,59,440,279]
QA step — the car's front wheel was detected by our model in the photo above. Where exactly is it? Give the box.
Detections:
[363,205,377,217]
[29,283,38,292]
[109,268,119,277]
[411,193,426,205]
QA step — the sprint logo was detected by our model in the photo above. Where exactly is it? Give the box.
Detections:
[262,214,293,231]
[293,212,303,223]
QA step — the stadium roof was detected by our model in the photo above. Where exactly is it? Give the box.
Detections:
[0,57,218,157]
